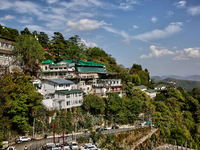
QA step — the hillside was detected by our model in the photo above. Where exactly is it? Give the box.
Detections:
[161,78,200,91]
[151,75,200,82]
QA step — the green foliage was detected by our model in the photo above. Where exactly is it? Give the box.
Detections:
[106,134,115,143]
[77,136,88,143]
[14,34,45,76]
[0,25,19,39]
[83,94,105,114]
[0,69,43,134]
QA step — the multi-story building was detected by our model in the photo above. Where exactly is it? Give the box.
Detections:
[39,79,83,110]
[0,36,19,74]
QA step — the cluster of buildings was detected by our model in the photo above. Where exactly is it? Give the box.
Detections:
[34,59,123,111]
[0,35,166,112]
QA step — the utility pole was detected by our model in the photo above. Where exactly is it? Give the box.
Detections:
[50,123,59,143]
[75,113,79,141]
[58,131,68,149]
[33,118,35,139]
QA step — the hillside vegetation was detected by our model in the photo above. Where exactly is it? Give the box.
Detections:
[161,78,200,92]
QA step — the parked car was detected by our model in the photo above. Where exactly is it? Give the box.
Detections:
[62,142,70,150]
[141,121,147,126]
[2,141,8,149]
[104,126,112,130]
[70,142,79,150]
[7,146,17,150]
[96,128,104,132]
[46,143,55,150]
[18,136,31,142]
[80,143,96,150]
[112,125,119,129]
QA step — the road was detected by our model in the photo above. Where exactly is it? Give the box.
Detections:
[12,140,37,150]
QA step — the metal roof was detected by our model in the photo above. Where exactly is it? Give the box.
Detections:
[45,79,74,84]
[77,66,106,73]
[42,59,54,64]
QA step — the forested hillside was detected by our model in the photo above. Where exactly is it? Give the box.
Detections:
[161,78,200,92]
[0,25,200,149]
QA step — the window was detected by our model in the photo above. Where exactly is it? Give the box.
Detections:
[117,81,119,84]
[66,101,70,105]
[66,84,70,87]
[45,66,47,70]
[66,94,70,98]
[79,93,82,97]
[59,67,62,69]
[75,101,78,104]
[79,100,82,104]
[58,94,59,98]
[64,67,67,69]
[113,81,115,84]
[50,68,53,70]
[55,68,58,70]
[75,93,77,97]
[59,84,63,87]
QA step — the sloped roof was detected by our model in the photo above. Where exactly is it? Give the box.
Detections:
[45,79,74,84]
[133,85,147,89]
[63,60,105,67]
[56,90,83,94]
[76,66,106,73]
[145,89,157,93]
[42,59,54,64]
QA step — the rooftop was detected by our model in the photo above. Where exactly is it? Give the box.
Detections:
[45,79,74,84]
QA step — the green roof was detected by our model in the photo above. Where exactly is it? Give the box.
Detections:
[62,60,104,66]
[145,89,157,93]
[42,60,54,64]
[56,90,83,94]
[77,66,106,73]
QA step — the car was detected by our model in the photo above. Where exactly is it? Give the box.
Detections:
[90,148,101,150]
[15,139,22,144]
[46,143,55,150]
[141,121,147,126]
[80,143,96,150]
[70,142,79,150]
[104,126,112,130]
[18,136,31,142]
[7,146,17,150]
[54,143,62,150]
[112,125,119,129]
[62,143,70,150]
[96,128,104,132]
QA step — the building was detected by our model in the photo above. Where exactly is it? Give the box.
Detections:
[0,36,20,74]
[133,85,147,91]
[37,79,83,110]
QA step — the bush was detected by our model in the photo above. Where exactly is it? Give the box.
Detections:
[77,136,88,143]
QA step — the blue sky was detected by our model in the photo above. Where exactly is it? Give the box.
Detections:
[0,0,200,76]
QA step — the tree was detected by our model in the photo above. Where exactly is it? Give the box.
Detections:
[0,69,43,133]
[49,32,67,61]
[38,32,49,48]
[14,34,45,76]
[83,94,105,114]
[129,64,142,74]
[20,27,31,35]
[64,35,86,60]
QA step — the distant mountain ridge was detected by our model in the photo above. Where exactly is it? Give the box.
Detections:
[151,75,200,82]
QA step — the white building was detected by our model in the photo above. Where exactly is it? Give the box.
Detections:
[37,79,84,110]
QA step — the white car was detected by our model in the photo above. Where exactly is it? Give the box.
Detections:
[141,121,147,126]
[63,143,70,150]
[18,136,31,142]
[70,142,79,150]
[80,143,96,150]
[104,126,112,130]
[7,146,17,150]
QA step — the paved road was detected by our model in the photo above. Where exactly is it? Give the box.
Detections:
[12,140,37,150]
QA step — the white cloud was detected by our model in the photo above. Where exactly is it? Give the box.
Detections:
[65,19,108,32]
[140,45,175,58]
[167,11,174,17]
[172,46,178,49]
[187,5,200,16]
[173,47,200,60]
[0,15,15,21]
[0,1,13,10]
[103,26,130,44]
[17,16,33,24]
[46,0,59,4]
[118,0,139,11]
[151,16,157,23]
[82,39,97,47]
[133,22,183,42]
[174,1,186,9]
[133,25,139,29]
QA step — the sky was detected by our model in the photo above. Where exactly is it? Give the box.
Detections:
[0,0,200,76]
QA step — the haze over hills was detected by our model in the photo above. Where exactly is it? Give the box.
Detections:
[151,75,200,82]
